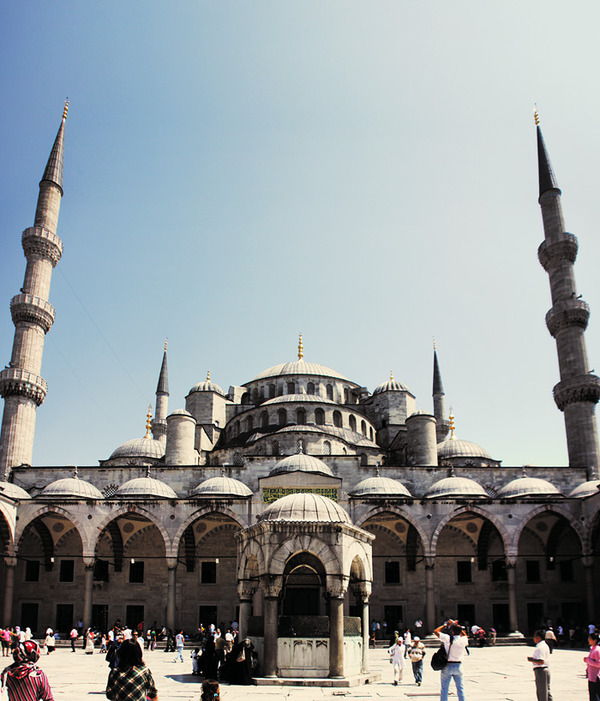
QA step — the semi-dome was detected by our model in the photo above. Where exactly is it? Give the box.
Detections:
[497,477,561,499]
[250,359,349,382]
[0,482,31,500]
[109,436,165,461]
[41,475,103,500]
[261,492,350,523]
[569,480,600,498]
[373,377,412,395]
[425,476,488,499]
[437,437,492,460]
[349,475,412,498]
[269,453,333,477]
[114,475,177,499]
[191,475,253,498]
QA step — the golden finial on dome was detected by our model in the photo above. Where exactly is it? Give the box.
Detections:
[206,370,210,381]
[448,409,455,440]
[298,333,304,360]
[390,370,394,381]
[62,99,69,121]
[534,104,540,126]
[433,337,436,351]
[144,404,153,438]
[164,338,168,351]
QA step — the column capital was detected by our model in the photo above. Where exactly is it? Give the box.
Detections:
[83,559,95,570]
[238,581,258,600]
[260,574,283,598]
[3,557,17,568]
[326,575,349,598]
[166,558,178,570]
[424,556,436,569]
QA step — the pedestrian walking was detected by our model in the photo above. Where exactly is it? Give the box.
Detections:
[584,632,600,701]
[173,630,185,663]
[408,636,426,686]
[433,619,468,701]
[387,637,404,686]
[527,630,552,701]
[105,639,158,701]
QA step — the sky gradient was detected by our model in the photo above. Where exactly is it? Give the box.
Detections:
[1,1,600,468]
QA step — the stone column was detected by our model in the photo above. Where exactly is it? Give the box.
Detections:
[237,582,256,641]
[506,561,520,635]
[166,561,177,631]
[82,559,95,630]
[3,557,16,625]
[260,575,282,678]
[583,555,595,622]
[358,582,371,674]
[425,558,436,633]
[327,576,348,679]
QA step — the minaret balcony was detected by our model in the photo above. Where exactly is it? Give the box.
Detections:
[0,368,48,406]
[538,233,578,271]
[545,299,590,337]
[21,226,63,267]
[553,374,600,411]
[10,294,56,333]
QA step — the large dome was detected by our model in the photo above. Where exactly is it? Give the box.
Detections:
[425,476,488,499]
[0,482,31,500]
[41,475,103,500]
[497,477,561,499]
[349,476,412,498]
[250,359,349,382]
[261,492,351,523]
[114,475,177,499]
[269,453,333,477]
[437,437,492,460]
[109,436,165,461]
[191,475,253,498]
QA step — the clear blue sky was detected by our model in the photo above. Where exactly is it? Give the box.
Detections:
[1,1,600,468]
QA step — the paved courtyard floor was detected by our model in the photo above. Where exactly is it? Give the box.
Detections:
[8,644,590,700]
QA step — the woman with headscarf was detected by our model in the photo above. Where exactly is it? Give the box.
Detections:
[85,628,95,655]
[106,639,158,701]
[230,638,255,685]
[1,640,53,701]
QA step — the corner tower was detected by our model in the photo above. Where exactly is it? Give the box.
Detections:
[0,103,68,478]
[536,111,600,468]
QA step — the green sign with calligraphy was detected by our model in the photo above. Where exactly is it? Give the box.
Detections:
[262,487,339,504]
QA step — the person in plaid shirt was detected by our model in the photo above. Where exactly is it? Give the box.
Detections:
[106,640,158,701]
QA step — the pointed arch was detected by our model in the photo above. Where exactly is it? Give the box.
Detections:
[431,505,511,555]
[173,506,247,557]
[508,504,585,555]
[93,505,171,556]
[355,505,431,557]
[15,505,90,555]
[268,535,342,577]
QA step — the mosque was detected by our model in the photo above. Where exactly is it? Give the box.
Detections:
[0,103,598,679]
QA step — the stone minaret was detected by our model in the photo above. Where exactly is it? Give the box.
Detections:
[432,343,450,443]
[536,111,600,469]
[152,340,169,442]
[0,103,68,479]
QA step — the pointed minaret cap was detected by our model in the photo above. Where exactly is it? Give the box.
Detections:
[156,339,169,395]
[535,107,560,198]
[433,341,445,396]
[40,100,68,195]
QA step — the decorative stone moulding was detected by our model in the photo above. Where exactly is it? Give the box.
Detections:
[537,233,578,271]
[21,227,63,267]
[553,374,600,411]
[0,368,47,405]
[10,294,56,333]
[545,299,590,337]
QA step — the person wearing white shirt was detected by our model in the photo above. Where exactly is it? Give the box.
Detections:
[434,620,468,701]
[527,631,552,701]
[387,639,404,686]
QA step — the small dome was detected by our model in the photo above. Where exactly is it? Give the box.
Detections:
[261,493,350,523]
[191,475,253,498]
[569,480,600,498]
[269,453,333,477]
[373,378,412,395]
[437,437,492,460]
[497,477,561,499]
[188,380,225,397]
[41,476,103,500]
[425,476,488,499]
[0,482,31,500]
[115,476,177,499]
[170,409,193,417]
[251,359,349,382]
[109,437,165,461]
[349,476,412,498]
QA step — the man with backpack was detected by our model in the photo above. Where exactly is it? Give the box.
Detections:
[433,619,469,701]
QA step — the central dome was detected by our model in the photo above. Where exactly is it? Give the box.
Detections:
[261,493,350,523]
[250,359,349,382]
[269,453,333,477]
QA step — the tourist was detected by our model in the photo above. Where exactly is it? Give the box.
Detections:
[527,630,552,701]
[545,627,557,653]
[106,639,158,701]
[387,636,404,686]
[584,632,600,701]
[84,628,95,654]
[69,626,78,652]
[408,636,426,686]
[200,679,220,701]
[433,619,468,701]
[230,638,255,685]
[191,647,201,676]
[1,640,53,701]
[173,630,185,663]
[43,631,55,655]
[1,628,11,657]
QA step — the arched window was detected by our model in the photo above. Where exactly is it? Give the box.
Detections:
[287,382,295,395]
[296,408,306,425]
[272,440,279,456]
[361,420,367,436]
[344,388,349,403]
[315,408,325,426]
[241,392,250,405]
[333,410,342,428]
[326,384,334,400]
[369,427,374,441]
[245,416,254,432]
[297,439,304,453]
[260,411,269,428]
[349,415,357,432]
[323,440,331,456]
[278,409,287,426]
[307,382,315,395]
[360,453,368,466]
[234,421,240,436]
[269,384,276,398]
[252,388,258,404]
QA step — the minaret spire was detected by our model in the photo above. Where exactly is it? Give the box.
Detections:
[0,104,67,478]
[432,340,450,442]
[536,111,600,468]
[152,340,169,442]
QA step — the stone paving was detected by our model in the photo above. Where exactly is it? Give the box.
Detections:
[6,644,590,700]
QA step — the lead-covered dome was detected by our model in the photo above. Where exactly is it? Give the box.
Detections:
[437,438,492,460]
[269,453,333,477]
[41,475,103,500]
[349,475,412,498]
[191,475,253,498]
[569,480,600,498]
[497,477,561,499]
[188,372,225,397]
[0,482,31,500]
[425,476,488,499]
[373,377,412,395]
[261,493,351,523]
[109,436,165,461]
[114,475,177,499]
[251,359,349,382]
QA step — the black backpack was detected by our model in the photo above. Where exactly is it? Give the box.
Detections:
[430,635,452,671]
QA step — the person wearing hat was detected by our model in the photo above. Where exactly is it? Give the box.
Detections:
[1,640,53,701]
[408,636,426,686]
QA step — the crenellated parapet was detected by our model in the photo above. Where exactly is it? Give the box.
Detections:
[553,374,600,412]
[537,233,578,271]
[10,294,56,334]
[0,368,48,406]
[21,227,63,267]
[545,299,590,337]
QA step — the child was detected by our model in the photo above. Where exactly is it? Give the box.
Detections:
[191,647,201,675]
[200,679,219,701]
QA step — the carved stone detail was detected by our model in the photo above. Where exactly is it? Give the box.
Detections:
[545,299,590,337]
[11,294,56,334]
[0,368,47,405]
[21,227,63,267]
[538,233,578,271]
[553,374,600,411]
